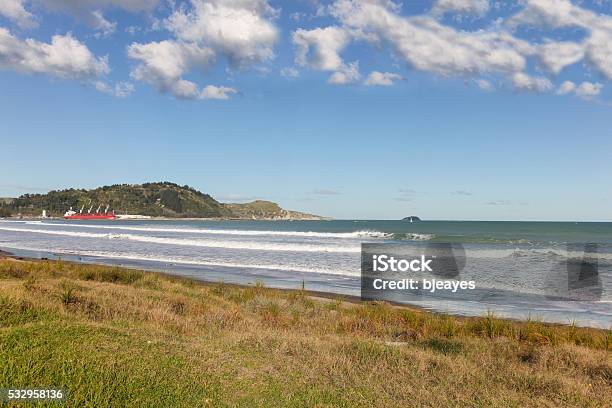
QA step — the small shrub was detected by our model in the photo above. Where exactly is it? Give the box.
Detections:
[260,301,284,326]
[442,316,456,338]
[57,281,78,305]
[485,310,497,338]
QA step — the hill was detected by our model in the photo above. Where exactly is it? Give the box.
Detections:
[225,200,321,220]
[1,182,324,220]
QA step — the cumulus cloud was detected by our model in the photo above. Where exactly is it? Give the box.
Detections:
[127,1,279,99]
[165,0,279,67]
[293,26,350,71]
[328,61,361,85]
[0,0,37,28]
[510,0,612,80]
[127,40,218,99]
[575,81,603,98]
[326,0,532,77]
[364,71,402,86]
[290,0,609,101]
[200,85,237,100]
[431,0,490,18]
[558,80,603,99]
[538,41,585,74]
[557,80,576,95]
[512,72,553,92]
[0,27,109,79]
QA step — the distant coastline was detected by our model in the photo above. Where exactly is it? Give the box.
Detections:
[0,181,328,221]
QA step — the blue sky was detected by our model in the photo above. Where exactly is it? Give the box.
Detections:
[1,0,612,221]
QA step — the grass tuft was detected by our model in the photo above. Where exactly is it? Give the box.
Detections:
[57,280,78,306]
[422,337,464,355]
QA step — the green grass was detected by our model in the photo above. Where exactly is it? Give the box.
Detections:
[0,258,610,407]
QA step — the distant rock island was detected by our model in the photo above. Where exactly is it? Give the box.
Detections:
[402,216,421,222]
[0,182,326,220]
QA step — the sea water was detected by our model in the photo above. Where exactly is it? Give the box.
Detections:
[1,219,610,328]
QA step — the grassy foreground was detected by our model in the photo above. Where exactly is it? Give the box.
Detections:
[0,258,610,407]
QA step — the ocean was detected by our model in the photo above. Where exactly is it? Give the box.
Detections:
[1,219,610,328]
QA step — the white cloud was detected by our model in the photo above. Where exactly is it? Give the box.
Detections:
[431,0,490,18]
[575,81,603,99]
[128,1,279,100]
[0,0,37,28]
[127,40,217,99]
[510,0,612,80]
[94,80,135,97]
[293,26,350,71]
[91,9,116,38]
[512,72,553,92]
[200,85,237,99]
[508,0,588,29]
[476,78,493,90]
[326,0,532,77]
[557,80,576,95]
[280,67,299,78]
[328,61,361,85]
[165,0,279,67]
[0,27,109,79]
[538,41,585,74]
[290,0,608,100]
[364,71,401,86]
[556,80,603,99]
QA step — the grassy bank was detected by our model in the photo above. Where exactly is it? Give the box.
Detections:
[0,258,610,407]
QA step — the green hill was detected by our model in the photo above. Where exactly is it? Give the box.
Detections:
[225,200,321,220]
[0,182,323,220]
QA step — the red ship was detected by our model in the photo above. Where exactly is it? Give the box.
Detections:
[64,203,116,220]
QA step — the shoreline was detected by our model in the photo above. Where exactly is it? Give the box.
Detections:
[1,253,610,406]
[0,249,606,331]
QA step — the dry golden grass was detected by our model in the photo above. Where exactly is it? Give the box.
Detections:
[0,258,610,407]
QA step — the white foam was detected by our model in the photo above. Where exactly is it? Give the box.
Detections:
[0,226,360,253]
[0,244,359,277]
[405,233,435,241]
[20,221,391,239]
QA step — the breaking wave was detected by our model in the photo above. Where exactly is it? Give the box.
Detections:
[0,244,359,277]
[22,221,391,239]
[0,226,360,253]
